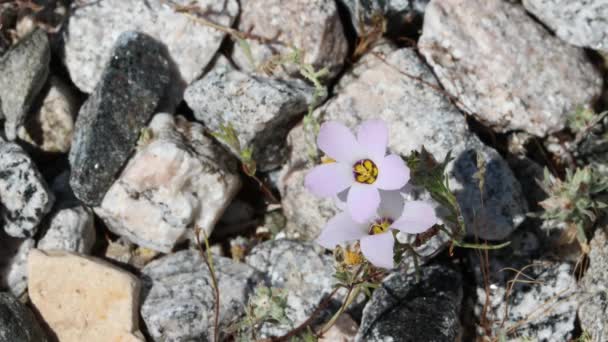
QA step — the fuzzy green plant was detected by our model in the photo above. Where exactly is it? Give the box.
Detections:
[538,166,608,250]
[232,285,291,341]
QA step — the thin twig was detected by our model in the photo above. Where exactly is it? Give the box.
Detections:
[194,227,220,342]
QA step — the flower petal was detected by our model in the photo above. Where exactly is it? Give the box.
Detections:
[375,154,410,190]
[376,190,405,220]
[357,119,388,160]
[391,200,438,234]
[317,121,361,163]
[316,212,368,249]
[347,183,381,223]
[305,163,353,197]
[361,232,395,269]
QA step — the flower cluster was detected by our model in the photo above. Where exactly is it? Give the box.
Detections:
[305,119,438,268]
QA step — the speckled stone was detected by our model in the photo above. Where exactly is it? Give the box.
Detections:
[68,31,170,206]
[184,60,318,171]
[233,0,348,79]
[141,249,263,341]
[63,0,238,93]
[0,142,54,238]
[523,0,608,51]
[356,263,462,341]
[282,44,526,241]
[95,114,241,253]
[37,206,96,254]
[579,225,608,342]
[419,0,602,136]
[0,293,48,342]
[245,239,336,337]
[0,230,34,297]
[0,29,50,140]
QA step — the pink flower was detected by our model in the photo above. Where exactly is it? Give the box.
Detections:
[316,191,438,269]
[305,120,410,222]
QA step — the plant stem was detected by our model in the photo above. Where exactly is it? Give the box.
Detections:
[194,228,220,342]
[317,285,361,337]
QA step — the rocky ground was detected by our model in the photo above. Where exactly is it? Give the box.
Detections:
[0,0,607,341]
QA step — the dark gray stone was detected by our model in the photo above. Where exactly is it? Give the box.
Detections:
[0,29,50,140]
[339,0,429,35]
[68,31,170,206]
[356,263,462,341]
[0,293,48,342]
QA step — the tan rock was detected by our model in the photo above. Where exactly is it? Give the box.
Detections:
[27,249,143,342]
[319,314,358,342]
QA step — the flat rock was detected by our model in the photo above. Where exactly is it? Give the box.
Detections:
[0,230,34,296]
[141,249,263,341]
[0,141,54,238]
[523,0,608,51]
[356,263,462,341]
[63,0,238,93]
[28,249,144,342]
[245,239,336,337]
[233,0,348,79]
[184,62,318,171]
[0,29,50,140]
[579,225,608,342]
[18,76,79,153]
[96,113,241,253]
[0,292,48,342]
[37,206,96,254]
[68,31,170,206]
[419,0,602,136]
[283,45,526,241]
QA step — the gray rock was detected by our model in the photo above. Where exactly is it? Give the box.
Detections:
[232,0,348,79]
[63,0,238,93]
[0,292,48,342]
[0,29,50,140]
[579,225,608,342]
[339,0,429,35]
[0,230,34,297]
[419,0,602,137]
[95,114,241,253]
[470,242,578,341]
[283,45,526,241]
[141,249,263,341]
[68,31,170,206]
[37,206,96,254]
[185,63,319,171]
[0,142,54,238]
[356,263,462,341]
[245,239,336,337]
[17,76,79,153]
[523,0,608,51]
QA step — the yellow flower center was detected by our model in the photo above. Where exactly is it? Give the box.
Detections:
[344,249,364,266]
[369,218,393,235]
[353,159,379,184]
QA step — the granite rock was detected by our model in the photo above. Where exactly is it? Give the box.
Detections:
[0,230,34,297]
[0,142,54,238]
[184,63,318,171]
[523,0,608,51]
[141,249,263,341]
[37,206,96,254]
[233,0,348,79]
[68,31,170,206]
[579,225,608,342]
[419,0,602,136]
[0,29,50,140]
[95,114,241,253]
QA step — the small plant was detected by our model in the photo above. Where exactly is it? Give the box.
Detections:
[232,285,291,341]
[538,166,608,251]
